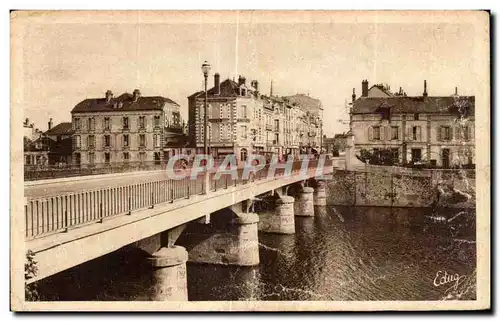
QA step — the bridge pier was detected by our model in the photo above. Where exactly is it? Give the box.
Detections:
[295,187,314,216]
[258,196,295,234]
[313,180,327,206]
[177,209,260,267]
[146,246,188,301]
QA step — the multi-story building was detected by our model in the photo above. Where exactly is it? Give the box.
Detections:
[188,73,324,162]
[71,89,182,166]
[188,74,265,162]
[350,80,475,168]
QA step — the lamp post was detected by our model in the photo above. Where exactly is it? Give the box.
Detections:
[201,61,211,156]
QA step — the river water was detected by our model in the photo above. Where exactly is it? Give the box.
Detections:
[35,206,476,301]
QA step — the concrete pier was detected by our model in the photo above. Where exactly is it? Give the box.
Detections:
[295,187,314,216]
[258,196,295,234]
[147,246,188,301]
[180,211,260,266]
[313,180,327,206]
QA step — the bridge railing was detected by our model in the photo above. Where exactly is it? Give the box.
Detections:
[25,157,331,240]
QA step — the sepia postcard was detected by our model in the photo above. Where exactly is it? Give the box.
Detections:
[10,10,490,311]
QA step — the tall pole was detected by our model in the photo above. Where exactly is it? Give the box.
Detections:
[204,74,208,156]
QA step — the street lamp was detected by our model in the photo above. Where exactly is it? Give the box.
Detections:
[201,61,211,156]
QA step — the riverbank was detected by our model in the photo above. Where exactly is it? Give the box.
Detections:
[327,167,475,208]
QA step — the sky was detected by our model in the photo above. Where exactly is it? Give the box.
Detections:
[18,12,479,136]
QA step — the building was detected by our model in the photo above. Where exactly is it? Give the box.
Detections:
[188,74,324,163]
[71,89,183,166]
[23,118,44,142]
[188,74,265,162]
[350,80,475,168]
[323,133,349,155]
[44,120,74,165]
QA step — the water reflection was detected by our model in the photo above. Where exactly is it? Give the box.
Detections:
[35,206,476,301]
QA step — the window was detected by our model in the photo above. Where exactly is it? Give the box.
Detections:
[154,115,161,128]
[104,152,110,163]
[88,118,95,131]
[239,105,247,119]
[241,125,247,138]
[410,126,421,141]
[153,134,160,147]
[414,113,419,120]
[461,126,471,141]
[138,116,145,129]
[88,152,95,164]
[123,152,130,162]
[439,126,452,141]
[139,152,146,162]
[274,119,279,132]
[391,126,399,140]
[104,117,111,130]
[75,135,81,148]
[104,135,111,147]
[123,134,129,147]
[87,135,95,148]
[74,118,81,130]
[373,126,381,140]
[274,133,279,144]
[240,148,248,161]
[122,117,129,129]
[139,134,146,147]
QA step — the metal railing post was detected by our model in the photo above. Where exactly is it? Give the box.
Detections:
[64,209,69,232]
[170,188,174,203]
[98,203,103,223]
[150,192,154,209]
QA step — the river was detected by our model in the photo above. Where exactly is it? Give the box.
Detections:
[34,206,476,301]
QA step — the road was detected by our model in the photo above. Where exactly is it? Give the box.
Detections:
[24,169,202,199]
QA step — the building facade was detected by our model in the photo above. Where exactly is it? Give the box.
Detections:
[188,74,324,163]
[71,89,183,166]
[350,80,475,168]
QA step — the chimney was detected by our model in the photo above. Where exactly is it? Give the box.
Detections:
[238,75,246,86]
[214,73,220,95]
[133,89,141,102]
[105,90,113,103]
[455,87,458,95]
[361,79,369,97]
[48,118,53,130]
[251,80,259,92]
[423,80,428,97]
[270,80,273,97]
[351,88,356,103]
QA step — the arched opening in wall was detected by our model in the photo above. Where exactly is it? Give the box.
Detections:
[240,148,248,162]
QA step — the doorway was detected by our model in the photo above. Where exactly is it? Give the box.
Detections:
[411,148,422,163]
[442,148,450,168]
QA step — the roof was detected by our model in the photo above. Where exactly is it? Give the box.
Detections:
[284,94,322,114]
[368,85,393,97]
[72,92,180,113]
[352,96,475,115]
[45,122,73,136]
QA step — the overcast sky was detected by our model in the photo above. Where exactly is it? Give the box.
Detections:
[19,12,478,136]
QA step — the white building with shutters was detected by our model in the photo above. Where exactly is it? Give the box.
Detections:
[349,80,475,168]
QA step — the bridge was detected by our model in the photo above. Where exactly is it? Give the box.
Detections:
[24,158,336,300]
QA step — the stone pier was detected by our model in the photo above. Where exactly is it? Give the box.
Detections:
[147,246,188,301]
[258,196,295,234]
[313,180,327,206]
[177,208,260,266]
[295,187,314,216]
